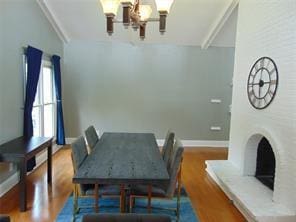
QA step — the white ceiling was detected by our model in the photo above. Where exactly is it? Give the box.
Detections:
[40,0,238,47]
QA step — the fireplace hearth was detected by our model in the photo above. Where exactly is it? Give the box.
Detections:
[255,137,275,190]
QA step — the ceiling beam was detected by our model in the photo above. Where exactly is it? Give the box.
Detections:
[201,0,239,49]
[36,0,70,43]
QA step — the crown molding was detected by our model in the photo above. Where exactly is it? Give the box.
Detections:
[201,0,239,49]
[36,0,70,43]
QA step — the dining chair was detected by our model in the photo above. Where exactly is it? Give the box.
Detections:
[161,130,175,169]
[84,125,99,153]
[0,215,10,222]
[130,139,184,221]
[82,213,171,222]
[71,136,123,214]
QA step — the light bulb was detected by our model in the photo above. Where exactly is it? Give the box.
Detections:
[139,5,152,21]
[154,0,174,13]
[100,0,120,15]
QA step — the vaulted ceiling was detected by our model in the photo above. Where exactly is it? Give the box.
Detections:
[38,0,238,47]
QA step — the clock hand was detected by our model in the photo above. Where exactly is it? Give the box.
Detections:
[264,80,276,84]
[258,62,264,99]
[260,68,263,80]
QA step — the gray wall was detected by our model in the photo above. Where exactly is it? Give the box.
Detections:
[0,0,63,183]
[64,41,234,140]
[0,0,63,144]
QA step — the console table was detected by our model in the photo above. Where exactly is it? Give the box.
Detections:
[0,136,53,211]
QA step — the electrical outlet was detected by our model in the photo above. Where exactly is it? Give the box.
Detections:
[211,99,221,104]
[210,126,221,131]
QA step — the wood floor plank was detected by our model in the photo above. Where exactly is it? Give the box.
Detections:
[182,148,245,222]
[0,146,245,222]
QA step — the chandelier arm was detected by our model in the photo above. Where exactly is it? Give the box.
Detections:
[130,11,141,24]
[134,0,140,12]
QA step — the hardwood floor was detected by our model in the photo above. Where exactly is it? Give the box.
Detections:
[182,148,245,222]
[0,147,245,222]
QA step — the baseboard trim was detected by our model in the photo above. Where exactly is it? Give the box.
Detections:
[66,137,228,148]
[0,143,62,197]
[0,171,19,198]
[157,139,228,148]
[65,137,76,144]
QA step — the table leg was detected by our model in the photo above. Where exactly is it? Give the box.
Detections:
[94,184,99,213]
[125,186,131,213]
[47,143,52,184]
[120,184,126,213]
[148,185,152,213]
[19,158,27,212]
[129,196,133,213]
[176,165,182,221]
[73,184,78,221]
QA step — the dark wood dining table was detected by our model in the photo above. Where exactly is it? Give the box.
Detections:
[72,132,169,214]
[0,136,53,211]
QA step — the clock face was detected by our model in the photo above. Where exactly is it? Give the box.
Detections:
[247,57,279,109]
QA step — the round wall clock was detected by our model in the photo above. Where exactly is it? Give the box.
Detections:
[247,57,279,109]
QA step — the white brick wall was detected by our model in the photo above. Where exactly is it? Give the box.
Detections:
[228,0,296,211]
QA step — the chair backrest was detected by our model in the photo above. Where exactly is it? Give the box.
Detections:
[165,139,184,197]
[162,130,175,169]
[71,136,88,172]
[85,125,99,151]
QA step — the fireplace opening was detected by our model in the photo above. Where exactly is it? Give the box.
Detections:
[255,137,275,190]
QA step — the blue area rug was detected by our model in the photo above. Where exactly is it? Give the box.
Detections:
[56,188,199,222]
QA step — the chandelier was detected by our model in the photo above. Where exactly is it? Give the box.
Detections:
[100,0,174,40]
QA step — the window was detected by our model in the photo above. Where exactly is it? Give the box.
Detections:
[24,58,56,138]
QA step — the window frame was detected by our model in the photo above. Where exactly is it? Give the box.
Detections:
[23,55,57,138]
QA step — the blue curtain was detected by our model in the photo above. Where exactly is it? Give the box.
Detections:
[24,46,43,171]
[52,55,66,145]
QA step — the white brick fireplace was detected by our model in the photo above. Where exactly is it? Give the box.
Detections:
[206,0,296,221]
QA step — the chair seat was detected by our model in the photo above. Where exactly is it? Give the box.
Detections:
[82,213,171,222]
[131,185,166,197]
[81,184,121,196]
